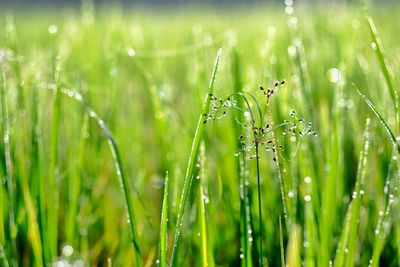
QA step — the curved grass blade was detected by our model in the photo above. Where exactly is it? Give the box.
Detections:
[357,88,400,154]
[366,15,400,127]
[158,171,169,267]
[60,89,143,266]
[170,48,222,266]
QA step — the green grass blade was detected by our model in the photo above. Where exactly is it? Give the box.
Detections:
[170,48,222,266]
[158,171,169,267]
[66,113,88,246]
[370,150,399,267]
[357,89,400,154]
[345,118,370,267]
[0,245,9,267]
[48,57,62,261]
[279,216,285,267]
[366,15,400,127]
[1,71,17,263]
[231,49,252,267]
[198,142,210,267]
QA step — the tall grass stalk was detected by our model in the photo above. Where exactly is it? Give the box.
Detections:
[344,118,370,267]
[198,142,211,267]
[231,49,253,267]
[1,71,17,263]
[170,48,221,266]
[48,57,62,261]
[158,171,169,267]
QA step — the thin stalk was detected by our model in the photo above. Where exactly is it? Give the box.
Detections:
[158,171,169,267]
[170,48,222,266]
[279,216,285,267]
[31,77,47,264]
[48,58,62,260]
[231,48,252,267]
[255,143,263,267]
[198,142,209,267]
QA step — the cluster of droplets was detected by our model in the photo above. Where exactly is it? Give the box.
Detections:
[204,80,316,163]
[281,109,317,140]
[203,94,237,124]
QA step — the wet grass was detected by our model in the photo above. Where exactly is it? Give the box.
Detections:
[0,3,400,266]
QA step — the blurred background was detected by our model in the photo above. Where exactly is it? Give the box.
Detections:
[0,0,397,7]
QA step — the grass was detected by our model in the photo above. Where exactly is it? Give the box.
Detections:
[0,3,400,266]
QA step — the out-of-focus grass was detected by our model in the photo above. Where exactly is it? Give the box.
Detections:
[0,3,400,266]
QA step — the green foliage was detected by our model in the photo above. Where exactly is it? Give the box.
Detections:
[0,4,399,266]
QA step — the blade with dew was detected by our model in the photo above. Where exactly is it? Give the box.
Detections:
[170,48,222,266]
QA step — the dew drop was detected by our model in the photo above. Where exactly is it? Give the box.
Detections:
[285,6,294,14]
[126,47,136,57]
[62,245,74,257]
[327,68,341,83]
[304,176,312,184]
[48,24,58,34]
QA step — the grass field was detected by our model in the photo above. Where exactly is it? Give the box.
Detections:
[1,3,400,266]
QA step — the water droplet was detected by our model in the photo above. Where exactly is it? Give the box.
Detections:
[289,17,298,27]
[267,26,276,36]
[197,232,201,237]
[62,245,74,257]
[360,190,365,196]
[371,42,377,51]
[156,259,160,264]
[126,47,136,57]
[240,253,244,259]
[73,259,84,267]
[285,6,294,14]
[327,68,341,83]
[248,237,253,242]
[48,24,58,34]
[304,176,312,184]
[288,45,296,57]
[285,0,293,6]
[304,194,311,202]
[379,210,384,216]
[288,191,294,198]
